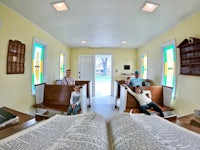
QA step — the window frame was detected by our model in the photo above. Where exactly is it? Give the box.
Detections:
[161,39,177,102]
[31,38,47,95]
[140,51,148,79]
[161,40,176,88]
[59,50,66,80]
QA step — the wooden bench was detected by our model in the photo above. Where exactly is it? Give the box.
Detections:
[33,84,87,120]
[56,80,92,107]
[119,85,173,113]
[114,79,153,108]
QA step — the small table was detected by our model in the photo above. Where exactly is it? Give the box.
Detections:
[0,107,37,139]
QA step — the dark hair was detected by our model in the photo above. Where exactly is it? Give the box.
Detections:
[134,70,139,74]
[126,77,131,80]
[134,85,143,93]
[75,84,82,88]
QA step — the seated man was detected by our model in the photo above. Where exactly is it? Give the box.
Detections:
[61,69,75,85]
[130,70,150,86]
[125,76,131,86]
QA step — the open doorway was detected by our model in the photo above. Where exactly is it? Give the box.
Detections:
[95,55,112,96]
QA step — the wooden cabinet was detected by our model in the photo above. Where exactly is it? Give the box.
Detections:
[177,37,200,76]
[7,40,26,74]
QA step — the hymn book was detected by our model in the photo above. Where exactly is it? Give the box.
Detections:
[0,108,19,128]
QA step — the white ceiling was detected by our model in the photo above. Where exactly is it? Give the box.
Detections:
[1,0,200,48]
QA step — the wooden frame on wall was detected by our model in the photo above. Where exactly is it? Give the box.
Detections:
[7,40,26,74]
[177,37,200,76]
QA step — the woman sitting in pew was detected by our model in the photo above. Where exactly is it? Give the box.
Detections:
[67,85,81,115]
[124,85,164,117]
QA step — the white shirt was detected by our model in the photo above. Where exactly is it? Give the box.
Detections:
[126,87,152,106]
[61,77,75,85]
[70,91,80,105]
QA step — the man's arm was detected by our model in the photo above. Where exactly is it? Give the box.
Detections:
[72,78,75,85]
[61,78,65,85]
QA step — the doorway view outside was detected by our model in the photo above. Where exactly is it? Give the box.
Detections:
[95,55,112,96]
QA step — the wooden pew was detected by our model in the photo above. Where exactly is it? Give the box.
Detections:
[119,85,173,113]
[75,80,92,107]
[33,84,87,120]
[55,79,92,107]
[114,79,153,108]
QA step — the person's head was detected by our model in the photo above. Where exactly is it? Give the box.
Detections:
[125,77,131,85]
[66,69,71,77]
[74,84,80,92]
[134,85,143,94]
[134,70,139,78]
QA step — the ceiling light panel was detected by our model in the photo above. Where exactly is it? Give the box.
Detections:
[52,1,68,12]
[121,41,128,44]
[81,40,87,44]
[141,1,159,12]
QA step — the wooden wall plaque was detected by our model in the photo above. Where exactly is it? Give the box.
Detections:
[7,40,26,74]
[177,37,200,76]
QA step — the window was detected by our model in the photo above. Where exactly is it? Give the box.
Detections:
[31,39,46,94]
[141,52,147,79]
[162,41,176,88]
[59,53,65,79]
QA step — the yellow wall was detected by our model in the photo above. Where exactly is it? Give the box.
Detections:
[1,2,200,117]
[138,12,200,116]
[0,4,70,114]
[70,48,137,79]
[70,48,137,94]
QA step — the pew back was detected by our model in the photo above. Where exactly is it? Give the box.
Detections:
[34,84,75,112]
[114,79,153,108]
[43,85,74,111]
[56,80,92,107]
[120,85,173,113]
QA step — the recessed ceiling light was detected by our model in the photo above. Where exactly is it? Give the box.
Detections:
[141,1,159,12]
[81,40,87,44]
[121,41,128,44]
[51,1,68,12]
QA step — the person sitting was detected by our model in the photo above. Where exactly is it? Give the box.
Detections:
[67,85,81,115]
[124,85,164,117]
[61,69,75,85]
[130,70,150,86]
[125,76,131,87]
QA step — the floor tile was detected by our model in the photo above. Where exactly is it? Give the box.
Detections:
[88,96,118,120]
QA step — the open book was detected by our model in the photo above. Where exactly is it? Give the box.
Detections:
[0,112,200,149]
[0,108,19,128]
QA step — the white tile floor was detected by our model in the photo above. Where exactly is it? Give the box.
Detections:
[87,95,118,120]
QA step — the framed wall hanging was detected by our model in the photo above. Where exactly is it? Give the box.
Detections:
[7,40,26,74]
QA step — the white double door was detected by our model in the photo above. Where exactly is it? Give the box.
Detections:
[78,55,112,96]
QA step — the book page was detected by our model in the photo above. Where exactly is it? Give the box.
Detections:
[108,113,200,150]
[0,113,110,150]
